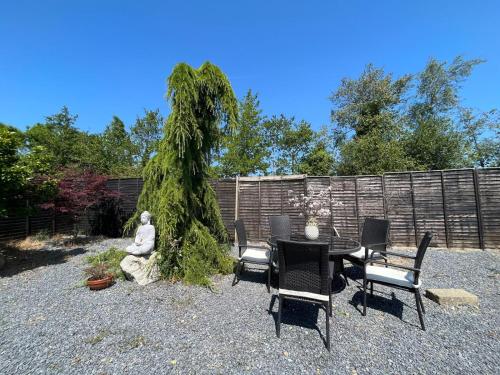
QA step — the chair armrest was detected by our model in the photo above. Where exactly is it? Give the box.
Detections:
[364,242,388,249]
[364,242,388,259]
[376,250,416,259]
[244,245,270,250]
[366,259,420,272]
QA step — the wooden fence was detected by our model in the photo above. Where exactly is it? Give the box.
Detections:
[1,168,499,249]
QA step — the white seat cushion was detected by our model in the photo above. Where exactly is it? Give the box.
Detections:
[241,247,270,264]
[350,246,376,260]
[279,289,330,302]
[366,265,421,289]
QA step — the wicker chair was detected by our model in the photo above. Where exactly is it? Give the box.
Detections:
[268,215,291,270]
[276,239,332,351]
[233,219,272,292]
[362,232,433,330]
[343,218,390,285]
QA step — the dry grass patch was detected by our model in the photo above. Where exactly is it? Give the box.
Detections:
[8,237,46,251]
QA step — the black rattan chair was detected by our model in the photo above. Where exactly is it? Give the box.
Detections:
[362,232,433,330]
[343,218,390,284]
[268,215,291,269]
[276,239,332,351]
[233,219,272,292]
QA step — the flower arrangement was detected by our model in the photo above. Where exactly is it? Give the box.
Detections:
[288,186,343,226]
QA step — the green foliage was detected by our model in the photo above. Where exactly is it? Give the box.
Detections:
[461,109,500,167]
[329,56,497,175]
[25,106,82,170]
[0,123,54,215]
[331,64,411,140]
[298,141,335,175]
[131,109,163,167]
[100,116,138,177]
[126,62,238,285]
[86,247,128,280]
[404,117,464,170]
[410,56,484,119]
[263,115,314,175]
[337,130,418,175]
[215,90,269,177]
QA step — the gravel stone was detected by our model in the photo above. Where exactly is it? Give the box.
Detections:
[0,238,498,374]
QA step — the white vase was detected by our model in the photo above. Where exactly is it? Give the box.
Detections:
[305,225,319,240]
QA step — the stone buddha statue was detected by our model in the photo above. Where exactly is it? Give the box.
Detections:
[120,211,160,285]
[125,211,155,255]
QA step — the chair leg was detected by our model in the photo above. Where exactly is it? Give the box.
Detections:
[418,291,426,314]
[329,293,333,317]
[232,261,242,286]
[362,276,368,316]
[341,261,349,286]
[325,302,331,351]
[267,265,271,293]
[415,290,426,331]
[277,295,283,338]
[370,281,374,296]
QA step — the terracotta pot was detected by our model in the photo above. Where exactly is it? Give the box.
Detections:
[87,275,113,290]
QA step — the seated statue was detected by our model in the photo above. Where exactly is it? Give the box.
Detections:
[120,211,160,285]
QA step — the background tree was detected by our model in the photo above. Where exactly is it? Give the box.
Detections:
[263,115,314,175]
[40,169,118,236]
[215,89,269,177]
[25,106,82,171]
[330,65,413,174]
[100,116,137,176]
[0,123,54,216]
[404,57,484,170]
[131,109,163,168]
[126,62,238,285]
[461,108,500,167]
[297,141,335,175]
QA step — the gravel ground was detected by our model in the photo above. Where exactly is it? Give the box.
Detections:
[0,237,499,374]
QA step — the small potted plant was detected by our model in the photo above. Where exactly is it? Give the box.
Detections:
[85,264,113,290]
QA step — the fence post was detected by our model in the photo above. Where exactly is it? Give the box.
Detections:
[52,210,56,236]
[409,173,419,247]
[354,177,360,239]
[472,168,485,250]
[25,199,30,237]
[234,176,239,242]
[329,176,334,237]
[258,178,261,240]
[280,178,283,215]
[381,174,387,220]
[440,171,450,248]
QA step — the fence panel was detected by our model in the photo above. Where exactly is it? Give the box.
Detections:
[442,169,480,248]
[411,171,447,247]
[330,176,359,241]
[477,168,500,249]
[383,173,416,247]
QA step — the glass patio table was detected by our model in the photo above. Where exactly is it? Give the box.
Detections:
[269,235,361,293]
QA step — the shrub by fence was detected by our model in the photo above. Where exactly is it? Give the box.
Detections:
[1,168,499,249]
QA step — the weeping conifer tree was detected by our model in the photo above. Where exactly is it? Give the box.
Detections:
[125,62,238,285]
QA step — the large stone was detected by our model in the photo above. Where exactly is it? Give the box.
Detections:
[120,252,160,286]
[425,288,479,306]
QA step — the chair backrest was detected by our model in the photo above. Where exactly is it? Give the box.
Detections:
[361,218,390,252]
[277,240,330,296]
[269,215,292,240]
[234,219,248,247]
[413,231,433,284]
[269,215,291,241]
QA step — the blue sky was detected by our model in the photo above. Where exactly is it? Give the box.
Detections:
[1,0,499,133]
